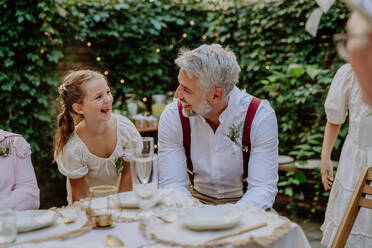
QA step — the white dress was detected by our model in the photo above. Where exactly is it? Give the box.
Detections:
[321,64,372,247]
[56,114,142,204]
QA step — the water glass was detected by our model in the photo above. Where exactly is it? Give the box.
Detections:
[0,209,16,244]
[87,185,117,228]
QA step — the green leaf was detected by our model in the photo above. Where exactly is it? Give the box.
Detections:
[306,67,322,79]
[288,64,304,78]
[277,181,288,186]
[294,172,307,183]
[284,187,293,197]
[93,14,101,22]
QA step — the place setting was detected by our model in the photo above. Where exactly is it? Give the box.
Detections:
[78,138,196,225]
[0,206,89,247]
[140,204,291,247]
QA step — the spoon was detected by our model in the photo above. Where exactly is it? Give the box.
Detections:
[106,234,126,248]
[50,207,75,224]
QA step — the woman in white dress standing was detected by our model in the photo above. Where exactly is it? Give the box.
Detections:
[320,64,372,247]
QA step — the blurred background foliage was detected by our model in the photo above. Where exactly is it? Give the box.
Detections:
[0,0,349,207]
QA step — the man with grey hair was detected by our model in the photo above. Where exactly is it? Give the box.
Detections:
[346,0,372,105]
[158,44,278,208]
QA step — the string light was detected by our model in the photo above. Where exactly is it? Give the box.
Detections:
[142,97,147,102]
[202,35,207,40]
[80,16,197,89]
[44,31,49,36]
[40,49,44,54]
[154,144,158,149]
[265,65,270,70]
[309,87,313,91]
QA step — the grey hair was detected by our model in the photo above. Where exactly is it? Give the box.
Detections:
[175,44,241,99]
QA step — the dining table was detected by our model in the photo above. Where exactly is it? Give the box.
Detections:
[4,189,311,248]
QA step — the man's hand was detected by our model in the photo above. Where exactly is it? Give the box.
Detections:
[321,158,334,191]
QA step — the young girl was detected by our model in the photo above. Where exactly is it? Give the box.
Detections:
[320,64,372,247]
[54,70,142,204]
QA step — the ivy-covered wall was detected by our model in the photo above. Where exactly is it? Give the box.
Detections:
[0,0,349,207]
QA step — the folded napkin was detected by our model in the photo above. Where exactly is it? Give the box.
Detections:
[16,210,57,233]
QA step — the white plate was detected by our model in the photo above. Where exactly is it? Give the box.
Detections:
[278,155,294,164]
[115,190,167,209]
[16,210,57,233]
[180,206,242,231]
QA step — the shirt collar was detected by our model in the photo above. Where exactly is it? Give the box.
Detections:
[218,87,242,123]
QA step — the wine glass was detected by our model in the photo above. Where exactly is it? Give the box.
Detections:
[131,155,158,212]
[130,137,158,214]
[141,137,154,158]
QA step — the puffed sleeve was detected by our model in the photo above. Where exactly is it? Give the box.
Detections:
[13,136,32,159]
[324,64,355,124]
[116,114,142,161]
[55,137,89,179]
[8,136,40,210]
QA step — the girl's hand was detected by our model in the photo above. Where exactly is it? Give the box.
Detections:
[321,158,334,191]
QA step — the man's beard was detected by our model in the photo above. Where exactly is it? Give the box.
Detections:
[181,98,212,117]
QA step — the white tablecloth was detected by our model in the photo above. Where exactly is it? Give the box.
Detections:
[11,221,310,248]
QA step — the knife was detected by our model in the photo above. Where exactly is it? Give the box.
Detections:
[206,222,268,243]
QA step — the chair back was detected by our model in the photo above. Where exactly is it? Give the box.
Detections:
[331,166,372,248]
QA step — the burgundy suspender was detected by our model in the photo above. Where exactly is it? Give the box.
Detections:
[178,97,261,192]
[242,97,261,192]
[177,101,194,185]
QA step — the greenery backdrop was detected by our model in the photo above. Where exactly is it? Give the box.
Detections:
[0,0,349,208]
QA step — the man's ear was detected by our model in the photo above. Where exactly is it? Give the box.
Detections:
[72,103,84,115]
[209,87,224,103]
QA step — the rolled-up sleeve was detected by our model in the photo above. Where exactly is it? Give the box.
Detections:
[237,103,279,209]
[158,102,191,196]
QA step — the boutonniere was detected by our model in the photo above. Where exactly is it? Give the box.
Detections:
[226,121,249,153]
[0,139,13,158]
[114,157,124,175]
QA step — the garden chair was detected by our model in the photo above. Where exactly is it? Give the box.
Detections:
[331,166,372,248]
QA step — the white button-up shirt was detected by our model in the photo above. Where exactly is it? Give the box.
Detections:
[158,87,278,209]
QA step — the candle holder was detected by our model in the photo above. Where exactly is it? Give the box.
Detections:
[87,185,117,229]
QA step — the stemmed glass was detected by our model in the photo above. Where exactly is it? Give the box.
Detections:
[130,137,158,215]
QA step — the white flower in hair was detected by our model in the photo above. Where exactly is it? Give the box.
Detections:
[58,84,66,93]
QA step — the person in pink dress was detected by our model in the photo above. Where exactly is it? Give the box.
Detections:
[0,129,40,210]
